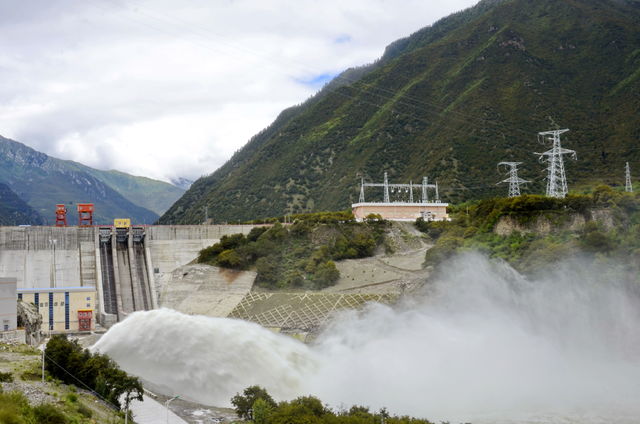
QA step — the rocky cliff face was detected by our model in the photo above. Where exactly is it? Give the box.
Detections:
[17,300,42,345]
[494,208,615,236]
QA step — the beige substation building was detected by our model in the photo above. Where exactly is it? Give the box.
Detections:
[17,287,96,333]
[352,202,449,222]
[354,173,450,222]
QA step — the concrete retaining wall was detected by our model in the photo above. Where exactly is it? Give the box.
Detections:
[1,225,256,325]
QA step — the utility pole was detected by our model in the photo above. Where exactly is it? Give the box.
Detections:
[166,395,180,424]
[535,129,576,198]
[625,162,633,193]
[497,162,529,197]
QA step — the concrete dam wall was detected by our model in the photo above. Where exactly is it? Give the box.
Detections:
[0,225,254,327]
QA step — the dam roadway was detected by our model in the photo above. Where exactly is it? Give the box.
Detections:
[0,225,254,326]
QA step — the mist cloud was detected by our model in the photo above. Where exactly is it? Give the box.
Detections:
[94,253,640,423]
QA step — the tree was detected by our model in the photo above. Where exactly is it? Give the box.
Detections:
[231,386,276,420]
[44,335,143,411]
[314,261,340,288]
[252,398,273,424]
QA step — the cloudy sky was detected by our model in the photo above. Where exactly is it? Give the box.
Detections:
[0,0,478,185]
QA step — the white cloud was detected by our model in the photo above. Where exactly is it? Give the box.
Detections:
[0,0,478,182]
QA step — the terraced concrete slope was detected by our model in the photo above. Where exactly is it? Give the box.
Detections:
[157,222,429,342]
[228,292,398,337]
[157,264,256,318]
[161,0,640,224]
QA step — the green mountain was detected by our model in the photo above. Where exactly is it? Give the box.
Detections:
[0,135,184,225]
[73,168,183,217]
[160,0,640,224]
[0,182,44,225]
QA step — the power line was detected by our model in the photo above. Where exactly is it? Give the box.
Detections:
[43,351,120,413]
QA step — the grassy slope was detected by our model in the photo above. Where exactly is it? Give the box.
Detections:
[161,0,640,224]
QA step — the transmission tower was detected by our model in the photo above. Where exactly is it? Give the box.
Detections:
[497,162,528,197]
[534,129,576,198]
[626,162,633,193]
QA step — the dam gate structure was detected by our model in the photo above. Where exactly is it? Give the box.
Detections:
[97,225,156,324]
[0,225,255,328]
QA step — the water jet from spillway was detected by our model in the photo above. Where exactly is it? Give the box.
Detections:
[93,253,640,423]
[91,309,318,405]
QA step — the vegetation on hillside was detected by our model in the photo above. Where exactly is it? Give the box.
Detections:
[160,0,640,224]
[0,342,128,424]
[45,335,143,411]
[198,211,388,290]
[0,182,44,225]
[231,386,433,424]
[417,187,640,275]
[0,391,91,424]
[0,135,180,224]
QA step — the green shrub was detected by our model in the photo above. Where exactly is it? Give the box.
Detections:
[231,387,434,424]
[231,386,276,420]
[314,261,340,288]
[197,214,388,290]
[216,249,245,269]
[0,391,30,424]
[0,371,13,382]
[45,335,143,411]
[76,403,93,419]
[581,222,614,253]
[32,403,67,424]
[424,236,464,266]
[247,226,269,242]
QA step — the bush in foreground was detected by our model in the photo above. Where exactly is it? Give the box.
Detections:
[231,386,433,424]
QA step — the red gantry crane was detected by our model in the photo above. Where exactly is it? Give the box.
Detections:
[77,204,94,227]
[55,204,68,227]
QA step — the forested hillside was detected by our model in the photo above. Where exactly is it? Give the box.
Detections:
[161,0,640,224]
[0,135,184,224]
[0,182,44,225]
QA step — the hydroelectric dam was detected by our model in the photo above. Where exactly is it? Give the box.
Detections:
[0,225,254,327]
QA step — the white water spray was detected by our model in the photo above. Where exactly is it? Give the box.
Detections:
[92,310,318,405]
[93,253,640,423]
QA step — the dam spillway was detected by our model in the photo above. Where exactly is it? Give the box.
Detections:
[0,225,255,327]
[99,226,153,321]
